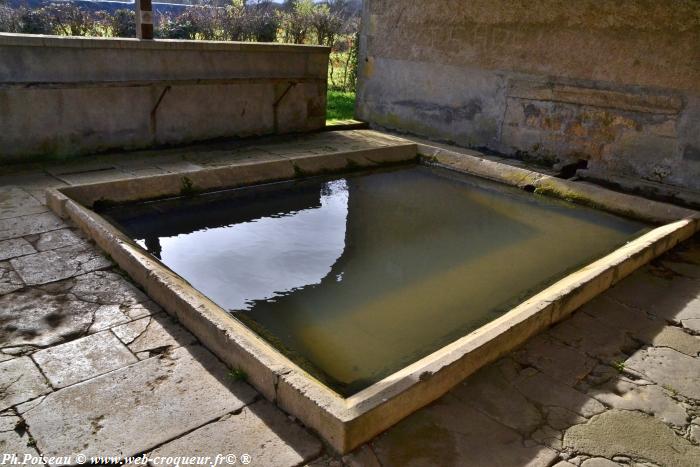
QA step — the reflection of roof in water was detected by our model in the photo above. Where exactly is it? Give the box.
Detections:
[101,181,322,240]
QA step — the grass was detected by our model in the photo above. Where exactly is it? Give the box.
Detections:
[327,90,356,123]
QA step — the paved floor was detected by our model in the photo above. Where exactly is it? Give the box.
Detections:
[1,130,699,467]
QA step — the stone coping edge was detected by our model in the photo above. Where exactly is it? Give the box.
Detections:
[46,145,700,454]
[0,32,330,53]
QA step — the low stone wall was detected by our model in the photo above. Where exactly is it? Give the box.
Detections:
[0,33,329,161]
[356,0,700,191]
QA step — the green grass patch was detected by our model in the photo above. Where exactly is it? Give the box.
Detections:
[327,90,356,123]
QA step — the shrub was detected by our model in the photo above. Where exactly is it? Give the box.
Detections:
[247,3,278,42]
[157,11,200,39]
[311,4,342,47]
[45,3,97,36]
[109,9,135,38]
[0,5,21,33]
[279,0,314,44]
[18,7,54,35]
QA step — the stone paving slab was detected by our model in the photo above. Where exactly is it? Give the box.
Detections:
[149,400,322,467]
[24,345,257,463]
[10,243,111,286]
[0,212,65,241]
[563,410,700,467]
[0,187,48,220]
[625,347,700,400]
[0,412,43,466]
[0,357,50,412]
[366,395,558,467]
[0,262,23,296]
[587,379,688,428]
[513,334,598,387]
[32,331,137,388]
[112,313,197,359]
[0,238,36,262]
[0,272,157,351]
[30,229,84,252]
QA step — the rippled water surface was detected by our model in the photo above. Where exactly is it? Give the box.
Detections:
[103,165,650,396]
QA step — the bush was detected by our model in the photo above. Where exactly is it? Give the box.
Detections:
[109,9,135,38]
[0,5,21,33]
[247,3,278,42]
[18,7,54,35]
[45,3,97,36]
[157,11,200,40]
[311,4,342,47]
[279,0,314,44]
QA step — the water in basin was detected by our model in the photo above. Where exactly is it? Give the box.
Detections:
[102,165,649,396]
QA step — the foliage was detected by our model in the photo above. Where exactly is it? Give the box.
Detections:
[157,9,201,40]
[310,4,342,47]
[108,9,135,38]
[247,2,278,42]
[278,0,313,44]
[45,3,97,36]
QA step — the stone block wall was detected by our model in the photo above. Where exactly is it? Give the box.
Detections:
[356,0,700,190]
[0,34,329,161]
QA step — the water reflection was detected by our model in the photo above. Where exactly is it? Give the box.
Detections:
[135,180,349,311]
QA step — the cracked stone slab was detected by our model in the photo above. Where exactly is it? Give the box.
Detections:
[605,269,700,326]
[513,334,597,387]
[549,311,636,362]
[10,243,111,286]
[0,357,51,411]
[0,412,43,465]
[31,229,84,252]
[149,400,322,467]
[112,314,197,358]
[0,238,36,262]
[0,187,48,220]
[450,359,542,434]
[24,345,257,463]
[625,347,700,400]
[0,212,65,241]
[513,368,606,419]
[69,271,150,306]
[581,296,699,356]
[33,331,137,388]
[648,326,700,357]
[0,287,99,349]
[587,380,688,427]
[563,410,700,467]
[661,258,700,280]
[581,459,621,467]
[681,317,700,333]
[0,274,152,350]
[0,262,23,296]
[370,395,558,466]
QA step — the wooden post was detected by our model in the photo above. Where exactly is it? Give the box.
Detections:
[135,0,154,39]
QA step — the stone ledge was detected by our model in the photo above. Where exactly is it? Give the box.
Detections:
[0,33,330,54]
[508,80,684,115]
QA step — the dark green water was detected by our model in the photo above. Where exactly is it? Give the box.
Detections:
[103,165,649,396]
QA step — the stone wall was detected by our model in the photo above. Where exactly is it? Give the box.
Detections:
[356,0,700,190]
[0,34,329,161]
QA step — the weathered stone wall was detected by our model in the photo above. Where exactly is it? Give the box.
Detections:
[356,0,700,190]
[0,34,329,161]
